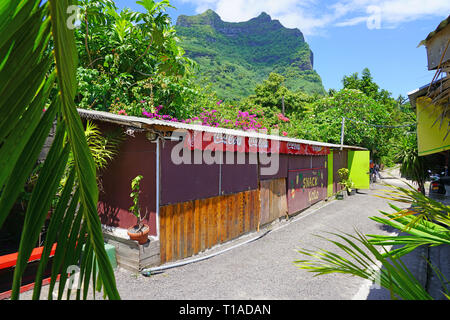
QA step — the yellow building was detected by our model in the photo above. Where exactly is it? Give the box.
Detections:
[408,15,450,163]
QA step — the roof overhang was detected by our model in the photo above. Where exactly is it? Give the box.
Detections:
[78,109,367,151]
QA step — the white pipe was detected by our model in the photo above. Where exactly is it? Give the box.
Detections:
[141,230,271,276]
[162,136,183,141]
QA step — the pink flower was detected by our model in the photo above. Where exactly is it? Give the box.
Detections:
[277,113,290,122]
[282,131,288,136]
[142,109,153,118]
[118,109,127,116]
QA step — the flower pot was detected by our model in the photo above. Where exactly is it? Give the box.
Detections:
[127,224,149,245]
[336,192,344,200]
[347,189,356,196]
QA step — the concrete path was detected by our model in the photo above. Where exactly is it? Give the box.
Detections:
[97,182,408,300]
[20,168,448,300]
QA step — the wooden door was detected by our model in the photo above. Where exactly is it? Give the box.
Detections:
[260,178,288,226]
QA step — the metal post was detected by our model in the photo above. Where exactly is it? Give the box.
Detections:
[282,96,285,115]
[155,137,160,240]
[340,117,345,150]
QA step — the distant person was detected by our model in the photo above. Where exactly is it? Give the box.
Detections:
[374,163,381,180]
[370,160,375,182]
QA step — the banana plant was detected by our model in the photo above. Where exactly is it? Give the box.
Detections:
[0,0,120,299]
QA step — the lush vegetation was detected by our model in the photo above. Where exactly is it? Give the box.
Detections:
[74,2,415,169]
[0,0,440,302]
[175,9,325,102]
[394,134,428,193]
[287,69,416,166]
[0,0,120,299]
[75,0,213,120]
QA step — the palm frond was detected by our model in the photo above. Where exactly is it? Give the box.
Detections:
[0,0,120,300]
[295,230,433,300]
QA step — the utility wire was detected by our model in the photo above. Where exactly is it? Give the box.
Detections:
[344,117,416,128]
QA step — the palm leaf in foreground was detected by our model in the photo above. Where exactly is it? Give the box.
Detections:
[374,183,450,229]
[368,211,450,259]
[0,0,119,299]
[294,230,432,300]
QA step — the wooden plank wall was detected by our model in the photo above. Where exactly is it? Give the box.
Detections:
[159,189,260,264]
[260,178,288,226]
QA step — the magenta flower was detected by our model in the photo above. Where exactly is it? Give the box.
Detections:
[277,113,290,122]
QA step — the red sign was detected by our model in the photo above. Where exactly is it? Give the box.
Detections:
[183,130,329,156]
[279,141,329,156]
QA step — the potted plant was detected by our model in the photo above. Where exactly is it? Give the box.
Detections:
[127,175,149,245]
[337,168,356,196]
[344,179,356,196]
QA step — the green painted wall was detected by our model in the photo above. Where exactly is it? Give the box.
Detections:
[327,150,334,197]
[348,150,370,189]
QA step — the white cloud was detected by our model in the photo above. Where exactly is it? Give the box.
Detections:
[180,0,450,36]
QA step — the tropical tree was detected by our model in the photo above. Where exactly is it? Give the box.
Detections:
[342,68,392,106]
[243,72,314,116]
[75,0,204,120]
[394,134,428,194]
[0,0,119,299]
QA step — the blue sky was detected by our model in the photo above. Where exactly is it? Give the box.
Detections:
[115,0,450,99]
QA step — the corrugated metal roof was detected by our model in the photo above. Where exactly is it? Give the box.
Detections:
[78,108,366,150]
[408,78,446,109]
[420,15,450,46]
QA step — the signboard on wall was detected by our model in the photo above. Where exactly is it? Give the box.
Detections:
[287,168,327,215]
[183,130,330,156]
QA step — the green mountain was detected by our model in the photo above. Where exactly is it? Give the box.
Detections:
[175,10,325,101]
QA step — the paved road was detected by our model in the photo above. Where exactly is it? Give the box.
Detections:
[106,181,407,300]
[20,177,412,300]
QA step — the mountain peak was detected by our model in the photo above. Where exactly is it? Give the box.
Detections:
[176,9,223,28]
[254,12,271,22]
[175,11,325,100]
[202,9,221,20]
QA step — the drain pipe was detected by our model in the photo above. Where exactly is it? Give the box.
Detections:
[141,230,271,276]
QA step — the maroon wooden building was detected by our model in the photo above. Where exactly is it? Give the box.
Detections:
[79,109,366,270]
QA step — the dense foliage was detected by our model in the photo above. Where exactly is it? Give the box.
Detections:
[74,1,415,167]
[75,0,213,120]
[175,9,325,102]
[0,0,119,299]
[289,69,416,166]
